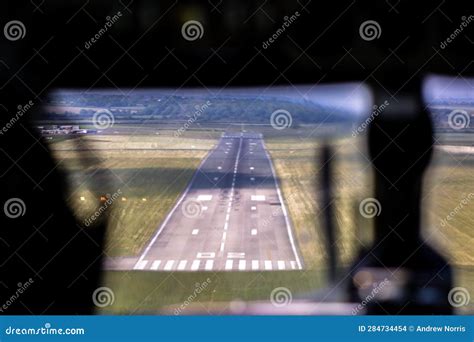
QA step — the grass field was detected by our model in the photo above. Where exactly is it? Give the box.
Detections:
[46,127,473,314]
[266,131,474,313]
[265,135,370,270]
[101,270,326,314]
[50,132,217,256]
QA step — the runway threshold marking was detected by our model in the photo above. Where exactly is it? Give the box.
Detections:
[191,260,201,271]
[177,260,188,270]
[164,260,175,270]
[151,260,162,270]
[205,260,214,270]
[225,260,233,270]
[134,260,148,270]
[238,260,246,270]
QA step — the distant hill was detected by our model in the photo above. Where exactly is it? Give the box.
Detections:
[40,92,352,125]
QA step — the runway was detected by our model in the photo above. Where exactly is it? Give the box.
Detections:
[133,132,302,271]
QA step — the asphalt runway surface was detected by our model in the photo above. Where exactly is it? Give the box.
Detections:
[132,132,302,271]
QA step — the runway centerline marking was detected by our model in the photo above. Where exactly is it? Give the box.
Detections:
[219,136,243,253]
